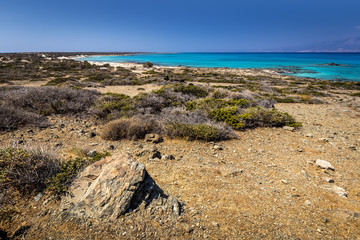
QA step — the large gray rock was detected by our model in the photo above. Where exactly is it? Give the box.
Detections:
[61,152,180,221]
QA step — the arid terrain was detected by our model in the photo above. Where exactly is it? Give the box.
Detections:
[0,53,359,239]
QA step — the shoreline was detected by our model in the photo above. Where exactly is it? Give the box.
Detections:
[70,53,360,82]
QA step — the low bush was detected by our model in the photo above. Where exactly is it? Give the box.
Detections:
[0,147,60,194]
[209,107,244,129]
[239,107,301,128]
[0,145,110,196]
[1,86,100,116]
[94,92,135,119]
[143,61,154,68]
[0,104,46,131]
[186,98,250,112]
[101,116,160,140]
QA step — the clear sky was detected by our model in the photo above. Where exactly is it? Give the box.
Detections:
[1,0,360,52]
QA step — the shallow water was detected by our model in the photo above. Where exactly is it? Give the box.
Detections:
[79,53,360,82]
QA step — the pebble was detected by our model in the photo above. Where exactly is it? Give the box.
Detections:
[283,126,295,131]
[211,221,220,228]
[34,192,43,202]
[323,177,334,183]
[87,150,97,157]
[281,179,288,184]
[304,200,312,206]
[316,159,335,171]
[213,145,223,150]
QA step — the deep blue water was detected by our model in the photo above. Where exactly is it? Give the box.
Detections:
[78,53,360,82]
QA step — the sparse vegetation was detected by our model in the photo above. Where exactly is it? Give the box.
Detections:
[0,144,110,196]
[0,147,60,194]
[47,151,111,195]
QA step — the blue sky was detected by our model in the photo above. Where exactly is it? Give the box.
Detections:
[1,0,360,52]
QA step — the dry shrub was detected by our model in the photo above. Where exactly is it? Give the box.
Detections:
[0,104,47,131]
[0,144,60,194]
[102,117,160,141]
[1,86,100,115]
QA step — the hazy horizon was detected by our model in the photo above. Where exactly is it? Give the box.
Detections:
[1,0,360,52]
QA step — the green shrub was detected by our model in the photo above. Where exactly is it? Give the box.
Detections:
[209,107,244,129]
[143,61,154,68]
[239,107,301,128]
[94,93,135,119]
[165,122,230,141]
[186,98,250,112]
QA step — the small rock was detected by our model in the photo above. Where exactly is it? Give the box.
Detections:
[162,154,175,160]
[89,132,96,138]
[306,134,313,138]
[321,217,329,223]
[318,138,329,142]
[316,159,335,171]
[109,145,115,150]
[87,150,97,157]
[213,145,223,150]
[55,142,62,147]
[59,124,65,128]
[296,148,303,152]
[304,200,312,206]
[211,221,220,228]
[283,126,295,131]
[281,179,288,184]
[144,134,163,144]
[323,177,334,183]
[330,185,348,198]
[34,192,43,202]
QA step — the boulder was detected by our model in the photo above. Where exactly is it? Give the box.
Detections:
[61,152,180,221]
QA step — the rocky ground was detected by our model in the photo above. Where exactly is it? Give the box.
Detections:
[1,95,359,239]
[0,55,359,239]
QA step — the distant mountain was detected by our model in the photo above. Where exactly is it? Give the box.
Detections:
[292,36,360,52]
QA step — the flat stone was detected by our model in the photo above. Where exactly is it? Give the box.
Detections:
[162,154,175,160]
[213,145,223,150]
[323,185,348,198]
[323,177,334,183]
[316,159,335,171]
[283,126,295,131]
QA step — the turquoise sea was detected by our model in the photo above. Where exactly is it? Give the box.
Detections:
[78,53,360,82]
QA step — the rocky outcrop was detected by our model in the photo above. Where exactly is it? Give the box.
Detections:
[60,152,180,221]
